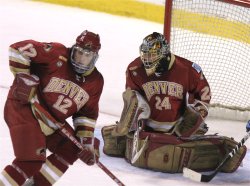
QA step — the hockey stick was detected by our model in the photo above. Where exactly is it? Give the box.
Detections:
[183,121,250,182]
[31,99,125,186]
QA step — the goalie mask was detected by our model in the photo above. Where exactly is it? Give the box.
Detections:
[140,32,170,76]
[71,30,101,75]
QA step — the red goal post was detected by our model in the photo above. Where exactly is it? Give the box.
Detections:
[163,0,250,121]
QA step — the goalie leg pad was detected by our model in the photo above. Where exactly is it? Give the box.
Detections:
[111,90,150,136]
[125,132,236,173]
[221,137,247,173]
[102,125,126,157]
[126,132,188,172]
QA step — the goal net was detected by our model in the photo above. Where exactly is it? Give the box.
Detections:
[164,0,250,121]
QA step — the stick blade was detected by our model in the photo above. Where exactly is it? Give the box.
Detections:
[183,167,202,182]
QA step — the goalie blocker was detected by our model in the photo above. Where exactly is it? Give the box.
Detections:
[102,90,246,173]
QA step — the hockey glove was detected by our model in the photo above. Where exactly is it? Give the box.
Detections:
[13,73,40,104]
[77,137,100,166]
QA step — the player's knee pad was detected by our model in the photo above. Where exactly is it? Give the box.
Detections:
[46,123,78,165]
[111,89,150,136]
[50,138,79,165]
[102,125,126,157]
[10,124,46,161]
[125,132,245,173]
[46,130,67,153]
[175,106,208,137]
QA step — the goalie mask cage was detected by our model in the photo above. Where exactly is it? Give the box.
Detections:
[164,0,250,121]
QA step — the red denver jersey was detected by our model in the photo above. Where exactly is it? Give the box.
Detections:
[8,40,103,123]
[126,54,211,123]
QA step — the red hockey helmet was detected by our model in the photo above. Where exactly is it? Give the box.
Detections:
[71,30,101,74]
[76,30,101,52]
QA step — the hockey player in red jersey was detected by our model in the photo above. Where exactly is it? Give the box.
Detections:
[102,32,246,173]
[124,32,211,133]
[0,30,104,185]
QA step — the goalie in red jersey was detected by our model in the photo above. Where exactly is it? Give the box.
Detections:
[102,32,246,173]
[0,30,103,186]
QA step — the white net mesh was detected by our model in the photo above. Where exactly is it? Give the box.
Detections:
[168,0,250,120]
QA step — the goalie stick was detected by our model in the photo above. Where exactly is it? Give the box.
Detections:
[31,99,125,186]
[183,120,250,182]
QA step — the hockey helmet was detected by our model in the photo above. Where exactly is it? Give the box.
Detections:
[139,32,170,76]
[71,30,101,75]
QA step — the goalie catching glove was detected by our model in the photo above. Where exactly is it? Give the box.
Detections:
[12,72,40,104]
